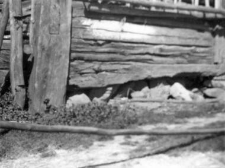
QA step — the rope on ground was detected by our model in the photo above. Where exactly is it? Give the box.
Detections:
[0,121,224,136]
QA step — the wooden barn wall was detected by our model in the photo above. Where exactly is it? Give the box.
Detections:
[69,1,225,88]
[0,1,225,88]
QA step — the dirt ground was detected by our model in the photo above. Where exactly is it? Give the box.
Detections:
[0,102,225,168]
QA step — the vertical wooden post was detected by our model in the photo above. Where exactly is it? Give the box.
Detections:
[205,0,210,7]
[214,21,225,64]
[215,0,221,9]
[194,0,199,6]
[28,0,72,113]
[9,0,26,108]
[0,0,9,50]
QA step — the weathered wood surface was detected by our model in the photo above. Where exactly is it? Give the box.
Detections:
[0,0,9,50]
[0,69,7,85]
[0,49,9,69]
[0,41,29,70]
[73,18,212,40]
[9,0,26,108]
[85,0,225,15]
[86,3,224,19]
[83,12,210,31]
[214,22,225,64]
[71,2,215,65]
[69,1,224,89]
[28,0,41,113]
[71,40,213,64]
[69,62,225,88]
[73,28,213,47]
[29,0,72,113]
[1,0,225,18]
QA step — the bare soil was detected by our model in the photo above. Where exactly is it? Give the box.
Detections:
[0,101,225,168]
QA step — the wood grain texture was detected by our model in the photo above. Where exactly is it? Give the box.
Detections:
[87,3,224,19]
[28,0,41,113]
[0,69,7,85]
[83,12,210,31]
[0,0,9,50]
[9,0,26,108]
[0,49,10,68]
[95,0,225,15]
[71,39,214,64]
[72,18,212,40]
[69,61,225,88]
[71,39,213,56]
[214,25,225,64]
[73,28,213,47]
[28,0,72,113]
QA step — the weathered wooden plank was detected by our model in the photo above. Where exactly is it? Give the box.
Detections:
[29,0,72,113]
[71,53,213,64]
[86,0,225,15]
[87,3,195,19]
[82,12,210,31]
[0,15,30,33]
[72,28,214,47]
[9,0,26,108]
[214,25,225,64]
[69,61,225,88]
[0,39,10,49]
[72,0,85,16]
[0,0,9,50]
[72,18,212,40]
[0,69,7,85]
[71,2,207,20]
[0,49,10,68]
[87,3,224,19]
[0,41,29,70]
[72,39,214,55]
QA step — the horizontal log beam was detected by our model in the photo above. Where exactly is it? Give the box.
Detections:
[71,53,212,64]
[72,39,214,55]
[71,39,214,64]
[83,12,210,31]
[72,18,212,40]
[69,62,225,88]
[73,28,214,47]
[88,3,197,19]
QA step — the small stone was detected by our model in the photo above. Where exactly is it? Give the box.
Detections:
[191,93,205,102]
[170,82,193,101]
[191,89,204,102]
[148,79,170,100]
[203,88,225,98]
[66,93,91,108]
[131,91,146,99]
[218,92,225,102]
